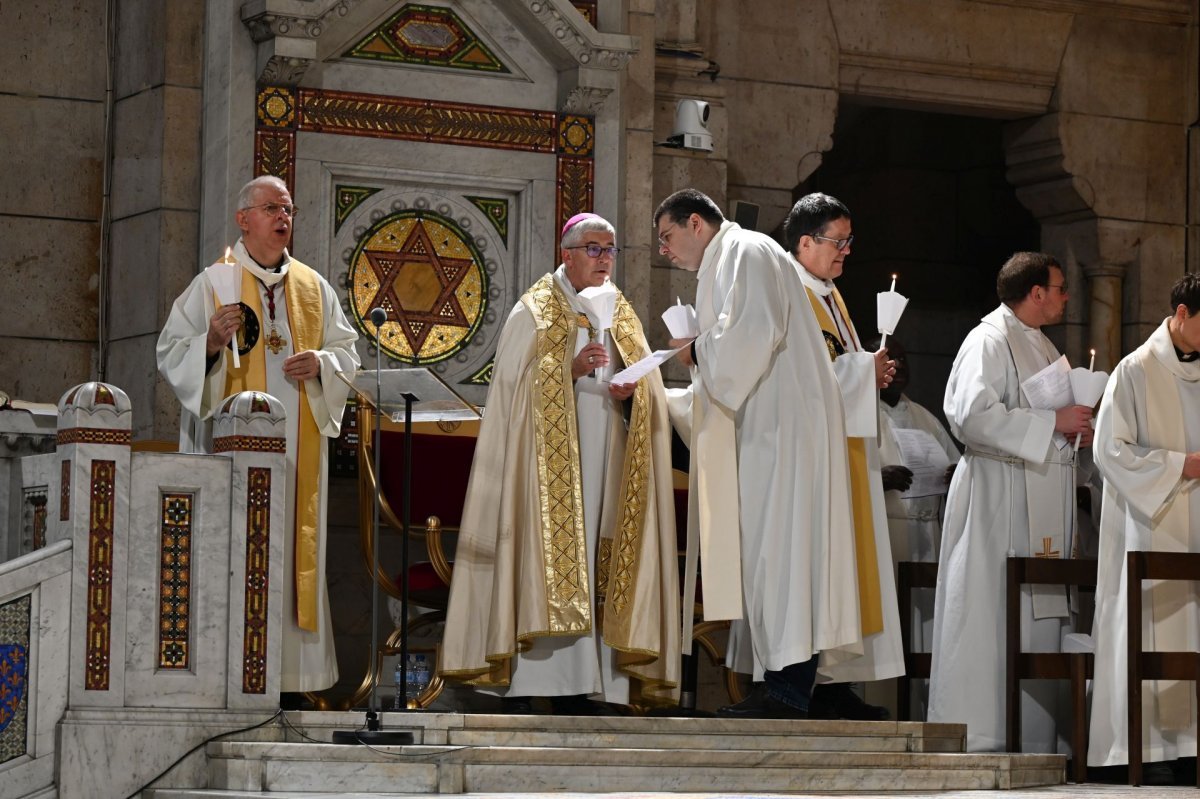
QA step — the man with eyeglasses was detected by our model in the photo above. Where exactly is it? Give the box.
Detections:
[655,188,862,719]
[929,251,1093,752]
[157,175,360,700]
[440,212,680,714]
[785,193,902,722]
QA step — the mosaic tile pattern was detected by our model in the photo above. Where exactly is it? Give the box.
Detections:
[462,356,495,386]
[334,185,382,232]
[158,493,193,670]
[85,459,116,691]
[243,467,271,694]
[56,428,132,446]
[0,594,31,765]
[60,459,70,521]
[466,195,509,246]
[343,4,510,74]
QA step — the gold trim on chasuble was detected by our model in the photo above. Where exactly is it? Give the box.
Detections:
[804,287,884,637]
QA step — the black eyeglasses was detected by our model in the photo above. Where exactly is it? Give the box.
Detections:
[565,244,621,258]
[243,202,298,218]
[810,233,854,252]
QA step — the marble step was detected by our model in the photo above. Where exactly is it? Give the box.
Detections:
[283,710,969,753]
[194,739,1065,794]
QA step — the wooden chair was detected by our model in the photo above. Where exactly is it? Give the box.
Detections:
[349,396,478,708]
[896,560,937,721]
[1005,556,1096,784]
[1126,551,1200,787]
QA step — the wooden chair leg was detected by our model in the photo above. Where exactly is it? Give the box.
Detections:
[1128,554,1143,786]
[1005,559,1021,752]
[1070,653,1088,784]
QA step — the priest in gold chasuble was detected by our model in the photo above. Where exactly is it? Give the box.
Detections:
[440,214,680,708]
[157,176,360,693]
[784,194,905,716]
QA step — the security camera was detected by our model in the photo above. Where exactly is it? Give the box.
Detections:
[667,99,713,152]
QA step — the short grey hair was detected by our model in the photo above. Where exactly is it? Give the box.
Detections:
[237,175,289,210]
[560,216,615,249]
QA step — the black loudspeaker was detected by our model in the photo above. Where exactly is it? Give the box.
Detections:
[731,200,760,232]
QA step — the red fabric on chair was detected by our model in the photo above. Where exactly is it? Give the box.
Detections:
[378,431,477,527]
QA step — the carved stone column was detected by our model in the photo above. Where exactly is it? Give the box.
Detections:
[1083,262,1127,374]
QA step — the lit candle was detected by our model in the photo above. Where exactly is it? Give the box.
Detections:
[1088,348,1096,371]
[221,246,235,264]
[889,274,897,293]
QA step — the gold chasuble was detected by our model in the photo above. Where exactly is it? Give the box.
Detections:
[439,273,680,704]
[222,261,325,631]
[805,287,884,636]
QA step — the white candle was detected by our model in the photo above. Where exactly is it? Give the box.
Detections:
[889,274,897,293]
[1088,349,1096,371]
[221,246,234,264]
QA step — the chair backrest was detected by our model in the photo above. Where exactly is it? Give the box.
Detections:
[378,429,478,528]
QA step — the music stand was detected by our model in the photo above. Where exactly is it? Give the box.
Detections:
[332,368,478,745]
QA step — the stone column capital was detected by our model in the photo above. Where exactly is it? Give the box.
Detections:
[1081,261,1129,279]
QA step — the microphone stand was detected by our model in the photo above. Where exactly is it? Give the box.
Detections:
[333,308,413,745]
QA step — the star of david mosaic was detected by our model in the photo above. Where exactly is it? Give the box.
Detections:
[348,211,488,364]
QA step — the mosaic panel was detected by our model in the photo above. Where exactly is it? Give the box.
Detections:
[572,0,598,25]
[253,129,296,195]
[85,460,115,691]
[334,185,382,233]
[158,493,193,670]
[343,4,509,74]
[211,436,287,454]
[56,428,132,446]
[462,356,494,386]
[347,210,489,364]
[465,195,508,246]
[256,85,297,129]
[558,115,595,157]
[0,594,31,765]
[24,490,47,551]
[555,156,595,237]
[297,88,557,153]
[60,460,70,521]
[242,467,271,694]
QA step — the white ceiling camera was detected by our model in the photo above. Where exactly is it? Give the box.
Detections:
[667,99,713,152]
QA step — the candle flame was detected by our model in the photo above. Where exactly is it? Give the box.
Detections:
[222,246,234,264]
[1090,348,1096,355]
[892,273,897,280]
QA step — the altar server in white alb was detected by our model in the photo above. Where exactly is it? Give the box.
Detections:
[928,251,1094,752]
[656,188,861,719]
[157,175,360,693]
[439,213,680,714]
[1088,273,1200,771]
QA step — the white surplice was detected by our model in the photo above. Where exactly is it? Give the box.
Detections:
[1088,319,1200,767]
[667,222,862,680]
[793,262,905,684]
[156,241,360,692]
[929,304,1074,752]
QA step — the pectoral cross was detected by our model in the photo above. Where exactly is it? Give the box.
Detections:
[1034,537,1060,558]
[265,326,288,355]
[577,313,597,343]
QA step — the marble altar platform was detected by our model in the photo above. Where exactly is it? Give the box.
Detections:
[139,711,1064,796]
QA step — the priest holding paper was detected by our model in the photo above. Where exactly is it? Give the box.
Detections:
[157,175,360,694]
[929,251,1093,752]
[1088,273,1200,772]
[439,213,680,713]
[783,193,903,720]
[656,188,861,719]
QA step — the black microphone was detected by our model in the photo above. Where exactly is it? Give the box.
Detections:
[369,307,387,326]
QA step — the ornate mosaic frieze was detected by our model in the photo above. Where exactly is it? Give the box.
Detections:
[243,468,271,694]
[211,436,287,454]
[25,490,47,551]
[296,88,558,153]
[158,494,193,670]
[343,4,510,74]
[254,130,296,195]
[0,594,31,765]
[555,156,595,236]
[334,185,382,232]
[60,460,70,521]
[56,428,132,447]
[462,357,494,386]
[348,210,488,364]
[85,460,116,691]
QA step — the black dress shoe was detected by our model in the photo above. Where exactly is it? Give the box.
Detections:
[500,695,534,714]
[716,683,807,719]
[549,694,620,716]
[808,683,889,720]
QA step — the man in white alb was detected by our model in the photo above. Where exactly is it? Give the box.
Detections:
[1088,273,1200,774]
[157,175,360,695]
[656,188,862,718]
[928,251,1093,752]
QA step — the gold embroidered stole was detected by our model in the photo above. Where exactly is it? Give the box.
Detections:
[521,275,654,643]
[805,287,884,636]
[222,260,326,631]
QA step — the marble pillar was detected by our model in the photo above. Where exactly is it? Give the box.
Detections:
[1083,263,1127,374]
